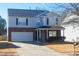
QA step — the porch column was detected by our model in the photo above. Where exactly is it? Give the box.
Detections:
[37,29,38,42]
[42,30,46,43]
[63,30,64,36]
[46,29,48,39]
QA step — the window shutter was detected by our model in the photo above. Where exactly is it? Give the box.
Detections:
[26,18,28,25]
[47,18,49,25]
[16,18,18,25]
[56,18,58,25]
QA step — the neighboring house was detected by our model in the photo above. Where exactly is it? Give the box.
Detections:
[8,9,65,42]
[61,10,79,42]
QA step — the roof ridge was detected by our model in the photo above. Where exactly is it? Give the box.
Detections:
[8,8,49,11]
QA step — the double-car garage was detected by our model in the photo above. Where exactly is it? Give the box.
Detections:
[11,32,33,41]
[8,28,36,42]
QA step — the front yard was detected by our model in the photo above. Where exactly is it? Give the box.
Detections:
[46,42,79,56]
[1,41,79,56]
[0,41,65,56]
[0,42,19,56]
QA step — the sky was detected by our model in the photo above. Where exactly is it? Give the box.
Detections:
[0,3,72,20]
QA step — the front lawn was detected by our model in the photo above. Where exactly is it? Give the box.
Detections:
[46,42,79,56]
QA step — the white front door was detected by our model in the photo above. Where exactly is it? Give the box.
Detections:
[11,32,33,41]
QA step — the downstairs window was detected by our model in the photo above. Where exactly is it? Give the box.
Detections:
[49,31,57,37]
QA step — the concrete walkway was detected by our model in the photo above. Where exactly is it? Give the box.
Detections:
[12,42,67,56]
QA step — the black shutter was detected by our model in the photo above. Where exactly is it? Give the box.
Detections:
[47,18,49,25]
[56,18,58,25]
[26,18,28,25]
[16,18,18,25]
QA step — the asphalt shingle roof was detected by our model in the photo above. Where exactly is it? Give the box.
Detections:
[8,9,49,17]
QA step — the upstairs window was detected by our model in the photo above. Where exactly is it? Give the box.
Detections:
[56,18,58,25]
[16,18,28,25]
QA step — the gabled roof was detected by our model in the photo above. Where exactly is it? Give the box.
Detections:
[8,9,49,17]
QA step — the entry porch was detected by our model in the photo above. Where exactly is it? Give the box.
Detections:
[36,26,65,43]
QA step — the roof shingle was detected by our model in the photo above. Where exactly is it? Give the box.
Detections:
[8,9,49,17]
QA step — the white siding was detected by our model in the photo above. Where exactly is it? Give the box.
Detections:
[42,12,59,26]
[8,12,60,28]
[9,17,38,28]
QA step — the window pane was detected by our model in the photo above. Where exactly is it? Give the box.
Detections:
[49,31,56,37]
[18,18,26,25]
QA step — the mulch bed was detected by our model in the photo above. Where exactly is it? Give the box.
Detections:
[0,42,19,56]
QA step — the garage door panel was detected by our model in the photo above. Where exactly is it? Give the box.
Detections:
[11,32,33,41]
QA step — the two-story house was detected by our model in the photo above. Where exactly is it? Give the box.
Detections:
[8,9,65,42]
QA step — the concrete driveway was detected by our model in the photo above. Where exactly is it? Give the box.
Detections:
[12,42,67,56]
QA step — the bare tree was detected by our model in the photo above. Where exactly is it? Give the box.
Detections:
[55,3,79,15]
[58,4,79,55]
[60,4,79,39]
[53,3,79,24]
